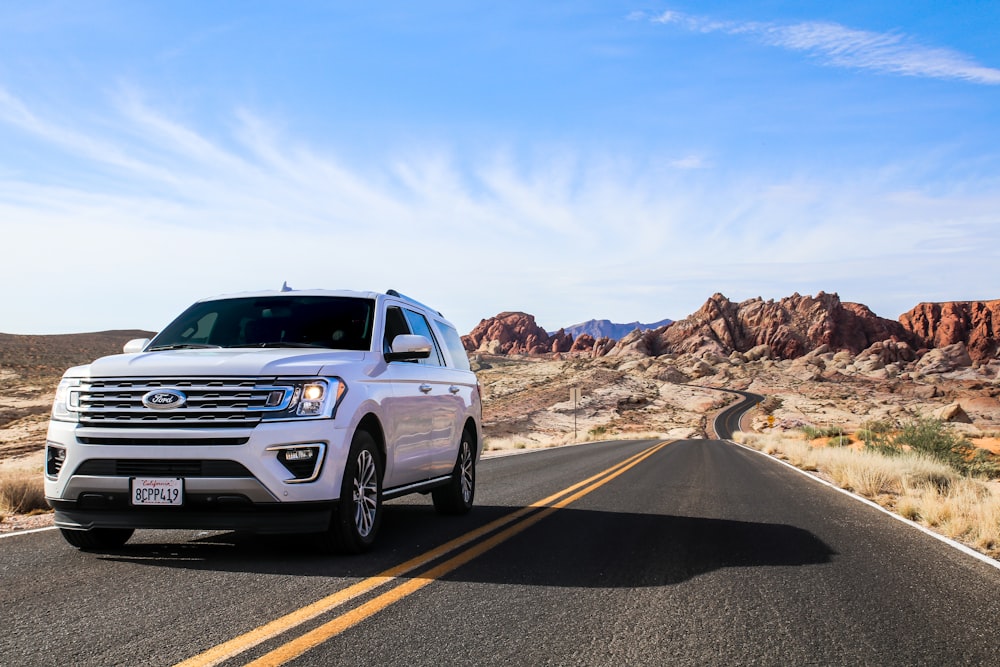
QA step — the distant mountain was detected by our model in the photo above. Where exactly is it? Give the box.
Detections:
[556,318,673,341]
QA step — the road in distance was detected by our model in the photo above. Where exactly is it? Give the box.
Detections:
[2,438,998,666]
[714,389,764,440]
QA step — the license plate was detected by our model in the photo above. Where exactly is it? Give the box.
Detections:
[131,477,184,506]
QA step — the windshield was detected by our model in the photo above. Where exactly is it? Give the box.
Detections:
[149,296,375,351]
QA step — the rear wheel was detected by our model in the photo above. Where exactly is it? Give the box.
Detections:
[432,429,476,515]
[60,527,134,551]
[324,430,383,554]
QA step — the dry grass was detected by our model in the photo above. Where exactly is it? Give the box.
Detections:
[736,431,1000,560]
[0,469,49,516]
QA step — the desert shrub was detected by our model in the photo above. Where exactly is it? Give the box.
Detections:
[826,434,850,447]
[859,419,896,454]
[0,471,49,515]
[801,425,844,440]
[801,425,823,439]
[588,425,608,439]
[895,419,997,477]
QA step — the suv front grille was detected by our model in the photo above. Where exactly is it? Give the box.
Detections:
[73,459,252,477]
[75,378,289,428]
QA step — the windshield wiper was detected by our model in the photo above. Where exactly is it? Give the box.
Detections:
[147,343,222,351]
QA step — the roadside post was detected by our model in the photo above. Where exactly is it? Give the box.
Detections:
[570,387,582,442]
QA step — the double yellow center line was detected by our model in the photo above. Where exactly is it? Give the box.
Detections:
[176,440,670,667]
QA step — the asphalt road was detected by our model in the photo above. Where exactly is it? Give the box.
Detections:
[3,438,999,666]
[713,390,764,439]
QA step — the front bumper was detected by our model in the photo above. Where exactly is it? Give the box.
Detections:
[50,497,336,534]
[44,418,352,534]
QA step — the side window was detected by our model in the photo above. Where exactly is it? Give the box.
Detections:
[383,306,410,355]
[402,309,445,366]
[435,321,471,371]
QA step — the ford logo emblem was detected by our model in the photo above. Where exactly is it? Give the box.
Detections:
[142,389,187,410]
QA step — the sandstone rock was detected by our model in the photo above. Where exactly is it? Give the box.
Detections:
[609,292,915,361]
[463,312,573,355]
[687,359,716,378]
[900,300,1000,363]
[570,334,596,354]
[590,337,617,357]
[858,340,917,365]
[932,402,973,424]
[652,365,688,383]
[745,344,773,361]
[914,342,974,374]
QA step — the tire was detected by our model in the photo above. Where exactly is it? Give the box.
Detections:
[60,527,134,551]
[325,430,383,554]
[432,429,476,515]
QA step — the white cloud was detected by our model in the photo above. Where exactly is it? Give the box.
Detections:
[649,10,1000,85]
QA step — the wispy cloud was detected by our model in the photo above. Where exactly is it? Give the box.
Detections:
[1,85,998,333]
[646,10,1000,85]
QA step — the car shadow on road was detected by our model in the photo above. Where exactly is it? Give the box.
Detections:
[95,503,835,587]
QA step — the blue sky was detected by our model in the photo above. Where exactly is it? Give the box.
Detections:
[2,1,998,335]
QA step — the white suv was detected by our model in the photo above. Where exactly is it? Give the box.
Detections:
[44,288,482,553]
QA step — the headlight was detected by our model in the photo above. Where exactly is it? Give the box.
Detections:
[51,377,82,422]
[262,378,346,420]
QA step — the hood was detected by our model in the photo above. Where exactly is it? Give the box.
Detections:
[84,348,369,378]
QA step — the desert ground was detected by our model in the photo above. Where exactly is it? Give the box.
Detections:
[3,346,999,535]
[3,349,999,467]
[472,351,1000,453]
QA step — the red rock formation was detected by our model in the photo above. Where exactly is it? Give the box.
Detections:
[462,312,572,355]
[569,333,596,354]
[899,301,1000,363]
[613,292,914,359]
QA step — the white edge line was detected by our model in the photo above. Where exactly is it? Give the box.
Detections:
[729,440,1000,572]
[0,525,57,539]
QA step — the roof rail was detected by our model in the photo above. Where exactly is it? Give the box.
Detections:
[386,289,442,316]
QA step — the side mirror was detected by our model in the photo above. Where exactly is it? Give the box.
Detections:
[385,334,432,362]
[123,338,151,354]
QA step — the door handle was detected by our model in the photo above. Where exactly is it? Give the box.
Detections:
[419,384,432,394]
[449,386,460,394]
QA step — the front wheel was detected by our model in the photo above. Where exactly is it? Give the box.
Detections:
[432,429,476,515]
[324,430,383,554]
[60,527,134,551]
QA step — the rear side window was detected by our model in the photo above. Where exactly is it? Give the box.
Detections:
[435,321,471,371]
[402,309,445,366]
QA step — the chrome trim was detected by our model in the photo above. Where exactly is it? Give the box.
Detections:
[71,377,297,427]
[381,475,451,500]
[61,475,278,503]
[266,443,327,484]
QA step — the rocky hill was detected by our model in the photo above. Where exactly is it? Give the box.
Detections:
[612,292,914,359]
[899,300,1000,363]
[464,292,1000,373]
[463,312,575,355]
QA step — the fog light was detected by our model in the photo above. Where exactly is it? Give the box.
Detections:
[268,443,326,482]
[46,443,66,478]
[284,448,314,462]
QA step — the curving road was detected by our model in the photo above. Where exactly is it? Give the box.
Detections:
[3,436,999,666]
[712,388,764,440]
